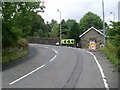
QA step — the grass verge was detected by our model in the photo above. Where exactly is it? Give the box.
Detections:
[100,42,119,72]
[2,47,29,64]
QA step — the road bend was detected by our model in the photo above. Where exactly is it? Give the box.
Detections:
[2,44,108,88]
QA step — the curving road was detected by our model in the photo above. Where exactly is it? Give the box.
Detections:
[2,44,118,89]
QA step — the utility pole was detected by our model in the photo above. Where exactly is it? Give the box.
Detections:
[57,9,62,46]
[102,0,106,45]
[118,1,120,21]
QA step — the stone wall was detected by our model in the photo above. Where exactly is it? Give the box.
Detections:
[27,37,60,45]
[80,29,104,49]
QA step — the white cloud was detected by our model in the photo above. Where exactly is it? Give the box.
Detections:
[39,0,120,24]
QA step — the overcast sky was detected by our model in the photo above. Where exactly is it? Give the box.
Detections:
[39,0,120,24]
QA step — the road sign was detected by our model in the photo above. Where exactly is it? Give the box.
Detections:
[61,39,74,45]
[89,41,96,51]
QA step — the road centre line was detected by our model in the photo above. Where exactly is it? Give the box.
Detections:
[9,45,58,85]
[40,46,48,49]
[50,55,57,62]
[39,45,57,54]
[39,45,57,61]
[44,46,48,48]
[50,49,57,62]
[86,50,109,90]
[9,64,45,85]
[52,49,57,54]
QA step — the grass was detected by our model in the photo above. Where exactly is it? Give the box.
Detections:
[2,47,29,64]
[100,42,119,72]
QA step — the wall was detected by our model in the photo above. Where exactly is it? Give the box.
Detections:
[28,37,60,45]
[80,29,104,49]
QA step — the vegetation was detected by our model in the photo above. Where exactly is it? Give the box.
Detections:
[100,42,118,69]
[2,46,28,64]
[3,1,117,71]
[2,1,46,64]
[49,12,104,39]
[78,12,104,34]
[48,12,104,46]
[49,19,59,38]
[100,21,120,72]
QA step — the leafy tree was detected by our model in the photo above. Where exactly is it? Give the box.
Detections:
[31,12,49,37]
[60,19,78,39]
[60,19,80,46]
[107,21,120,71]
[2,1,45,48]
[108,22,120,47]
[46,21,52,33]
[49,24,59,38]
[66,19,76,38]
[69,22,80,40]
[61,19,69,38]
[79,12,103,34]
[51,19,58,27]
[49,19,59,38]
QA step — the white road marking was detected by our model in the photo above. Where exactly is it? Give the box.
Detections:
[44,47,48,48]
[9,64,45,85]
[9,45,58,85]
[39,45,57,61]
[50,55,57,62]
[40,46,48,49]
[49,48,57,62]
[86,51,109,90]
[52,49,57,54]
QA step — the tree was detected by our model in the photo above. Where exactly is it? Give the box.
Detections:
[61,19,78,39]
[78,12,103,34]
[108,21,120,47]
[49,24,59,38]
[2,1,45,48]
[69,22,80,40]
[51,19,58,27]
[107,21,120,71]
[49,19,80,40]
[49,19,59,38]
[31,12,49,37]
[61,19,69,38]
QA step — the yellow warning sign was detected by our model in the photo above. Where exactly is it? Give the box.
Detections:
[89,41,96,51]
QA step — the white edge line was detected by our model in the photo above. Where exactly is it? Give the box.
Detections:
[9,64,45,85]
[86,51,109,90]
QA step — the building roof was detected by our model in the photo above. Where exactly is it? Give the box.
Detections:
[79,26,106,38]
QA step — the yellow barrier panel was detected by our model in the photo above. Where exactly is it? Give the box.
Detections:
[89,41,96,51]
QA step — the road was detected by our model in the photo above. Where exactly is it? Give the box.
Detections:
[2,44,118,89]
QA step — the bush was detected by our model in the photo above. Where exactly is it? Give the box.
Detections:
[17,38,28,49]
[2,47,28,64]
[2,38,29,64]
[100,41,119,71]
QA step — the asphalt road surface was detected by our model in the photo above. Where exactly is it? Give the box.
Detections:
[2,44,118,89]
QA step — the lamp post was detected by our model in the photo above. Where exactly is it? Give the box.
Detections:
[102,0,106,45]
[57,9,62,46]
[110,12,115,21]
